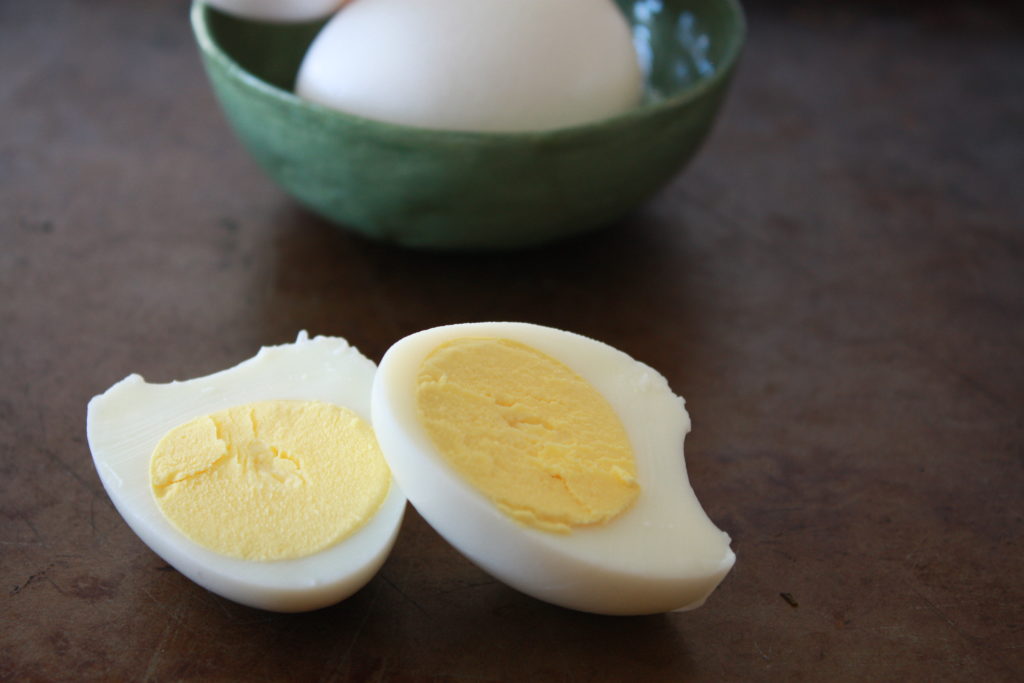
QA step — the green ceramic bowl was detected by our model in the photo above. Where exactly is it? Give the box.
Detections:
[191,0,745,249]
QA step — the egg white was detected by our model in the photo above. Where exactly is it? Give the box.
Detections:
[372,322,734,615]
[86,332,405,612]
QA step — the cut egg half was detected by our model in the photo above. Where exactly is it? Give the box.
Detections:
[86,332,405,612]
[372,322,735,615]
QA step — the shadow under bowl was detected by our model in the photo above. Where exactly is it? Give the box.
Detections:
[191,0,745,250]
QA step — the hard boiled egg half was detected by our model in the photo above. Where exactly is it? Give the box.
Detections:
[86,332,405,612]
[372,322,735,616]
[88,324,733,615]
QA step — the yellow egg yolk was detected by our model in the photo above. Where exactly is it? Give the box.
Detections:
[150,400,390,561]
[415,337,639,534]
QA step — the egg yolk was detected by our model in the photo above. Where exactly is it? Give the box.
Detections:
[416,337,639,534]
[150,400,390,561]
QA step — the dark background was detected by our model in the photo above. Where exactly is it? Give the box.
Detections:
[2,1,1022,680]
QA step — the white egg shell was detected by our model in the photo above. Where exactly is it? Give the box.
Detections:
[372,322,735,616]
[86,332,405,612]
[295,0,643,132]
[204,0,348,22]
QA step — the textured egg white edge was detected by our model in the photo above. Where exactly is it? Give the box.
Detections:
[372,322,735,615]
[86,332,406,612]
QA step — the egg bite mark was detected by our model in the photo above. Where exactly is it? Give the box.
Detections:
[150,400,390,562]
[415,337,639,534]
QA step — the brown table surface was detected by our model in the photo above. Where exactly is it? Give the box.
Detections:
[3,0,1022,680]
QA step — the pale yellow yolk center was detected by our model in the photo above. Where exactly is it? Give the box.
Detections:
[149,400,390,561]
[415,337,639,534]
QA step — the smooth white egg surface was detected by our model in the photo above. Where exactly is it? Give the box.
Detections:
[86,332,405,612]
[204,0,348,22]
[372,322,735,616]
[295,0,643,132]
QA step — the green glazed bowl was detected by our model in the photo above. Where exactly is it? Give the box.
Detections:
[191,0,745,249]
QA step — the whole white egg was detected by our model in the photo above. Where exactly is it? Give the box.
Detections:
[295,0,644,132]
[86,332,406,612]
[371,322,735,616]
[204,0,348,22]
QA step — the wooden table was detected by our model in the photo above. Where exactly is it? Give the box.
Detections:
[3,1,1021,679]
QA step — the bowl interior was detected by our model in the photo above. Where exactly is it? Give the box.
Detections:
[202,0,744,111]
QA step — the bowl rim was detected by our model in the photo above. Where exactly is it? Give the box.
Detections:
[190,0,746,140]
